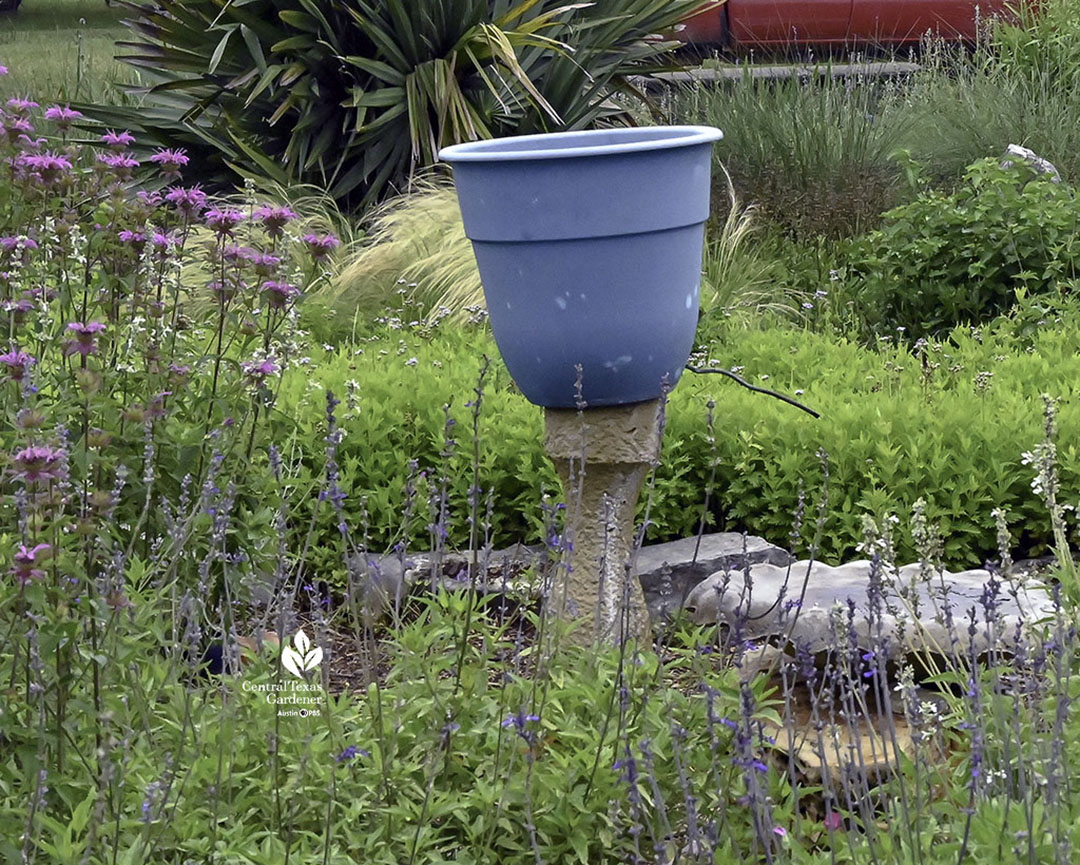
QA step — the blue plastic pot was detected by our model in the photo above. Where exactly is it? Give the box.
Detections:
[440,125,723,408]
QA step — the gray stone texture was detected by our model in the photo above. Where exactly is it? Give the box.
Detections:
[687,559,1056,658]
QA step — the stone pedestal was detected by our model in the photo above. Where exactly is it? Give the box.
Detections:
[543,399,663,645]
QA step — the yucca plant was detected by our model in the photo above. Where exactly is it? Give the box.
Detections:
[90,0,713,210]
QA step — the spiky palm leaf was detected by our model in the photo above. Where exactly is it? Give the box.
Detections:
[87,0,713,210]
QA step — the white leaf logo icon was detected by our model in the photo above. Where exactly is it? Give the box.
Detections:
[281,628,323,677]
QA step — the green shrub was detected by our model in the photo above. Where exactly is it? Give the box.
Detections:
[274,306,1080,574]
[843,157,1080,338]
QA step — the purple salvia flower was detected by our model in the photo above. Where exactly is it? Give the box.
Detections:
[63,321,106,357]
[13,446,67,485]
[100,129,136,150]
[501,709,541,743]
[0,348,35,382]
[335,745,370,763]
[254,205,297,238]
[12,543,50,585]
[303,232,340,261]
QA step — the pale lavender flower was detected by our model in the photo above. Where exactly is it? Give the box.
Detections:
[1,115,32,144]
[255,251,282,273]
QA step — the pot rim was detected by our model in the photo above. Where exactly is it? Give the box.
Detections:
[439,125,722,163]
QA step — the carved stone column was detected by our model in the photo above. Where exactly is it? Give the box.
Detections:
[543,399,663,645]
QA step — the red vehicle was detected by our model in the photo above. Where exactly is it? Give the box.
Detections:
[681,0,1017,47]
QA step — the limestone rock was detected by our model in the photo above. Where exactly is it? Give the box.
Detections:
[362,532,790,626]
[635,533,791,622]
[686,559,1056,658]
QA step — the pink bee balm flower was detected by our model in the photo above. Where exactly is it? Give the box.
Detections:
[254,205,297,238]
[165,185,208,220]
[97,152,140,180]
[13,543,50,585]
[118,229,147,248]
[0,236,38,252]
[13,446,67,485]
[151,230,176,250]
[1,116,33,146]
[205,208,245,235]
[149,147,189,179]
[63,320,106,357]
[16,152,72,185]
[302,232,340,261]
[0,66,8,77]
[43,105,82,132]
[261,280,300,309]
[100,129,136,150]
[241,359,279,381]
[0,348,35,382]
[6,97,38,114]
[222,244,257,265]
[250,251,281,276]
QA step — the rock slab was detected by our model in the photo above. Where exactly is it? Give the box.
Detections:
[687,559,1056,658]
[358,532,791,625]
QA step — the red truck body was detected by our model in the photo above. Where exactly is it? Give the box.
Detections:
[681,0,1016,46]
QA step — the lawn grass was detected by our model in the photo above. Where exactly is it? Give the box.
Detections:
[0,0,135,103]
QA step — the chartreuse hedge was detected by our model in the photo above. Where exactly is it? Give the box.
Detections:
[273,311,1080,577]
